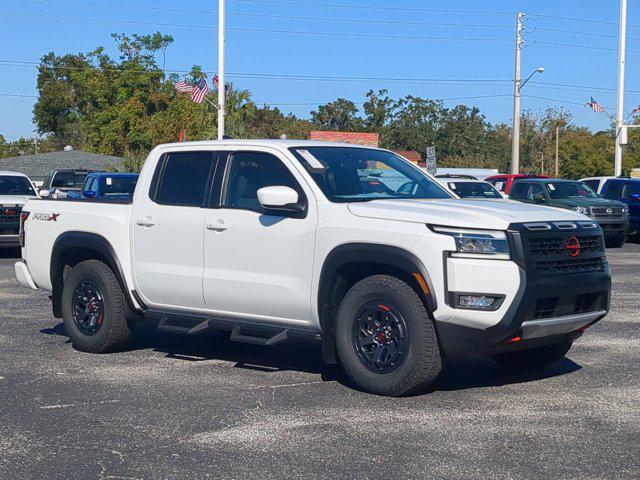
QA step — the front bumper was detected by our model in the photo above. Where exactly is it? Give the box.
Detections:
[595,216,629,237]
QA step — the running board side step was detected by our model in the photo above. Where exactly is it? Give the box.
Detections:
[157,314,211,335]
[230,325,289,346]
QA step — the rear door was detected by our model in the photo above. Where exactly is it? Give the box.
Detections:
[202,148,317,322]
[132,150,219,309]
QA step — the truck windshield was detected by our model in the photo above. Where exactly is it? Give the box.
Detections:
[0,175,36,196]
[447,181,502,199]
[52,172,87,189]
[290,147,451,202]
[547,181,597,199]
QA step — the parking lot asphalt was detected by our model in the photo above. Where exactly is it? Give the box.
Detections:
[1,243,639,480]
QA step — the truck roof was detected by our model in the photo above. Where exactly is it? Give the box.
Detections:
[514,178,576,183]
[0,170,30,177]
[154,139,384,151]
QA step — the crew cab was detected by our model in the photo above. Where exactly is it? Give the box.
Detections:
[599,178,640,236]
[0,171,38,248]
[485,173,549,194]
[15,141,611,396]
[509,178,629,247]
[67,172,139,201]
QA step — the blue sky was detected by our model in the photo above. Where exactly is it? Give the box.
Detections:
[1,0,639,141]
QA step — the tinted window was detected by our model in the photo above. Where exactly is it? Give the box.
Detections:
[602,181,624,200]
[224,152,302,212]
[102,176,137,197]
[290,147,451,202]
[447,181,502,199]
[528,184,545,200]
[547,181,597,199]
[509,182,529,199]
[52,171,87,188]
[154,152,216,206]
[622,181,640,199]
[582,179,599,192]
[0,175,36,196]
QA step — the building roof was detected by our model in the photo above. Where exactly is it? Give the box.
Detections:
[394,150,422,163]
[308,131,380,147]
[0,150,124,181]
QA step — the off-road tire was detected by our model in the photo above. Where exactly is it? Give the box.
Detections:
[334,274,442,396]
[490,342,572,370]
[61,259,134,353]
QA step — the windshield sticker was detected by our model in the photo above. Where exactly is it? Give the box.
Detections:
[547,183,556,191]
[297,149,325,170]
[106,177,112,186]
[449,183,456,189]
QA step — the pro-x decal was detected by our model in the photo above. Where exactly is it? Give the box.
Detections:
[32,213,60,222]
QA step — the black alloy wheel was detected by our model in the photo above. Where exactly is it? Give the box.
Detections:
[71,280,105,336]
[352,301,408,374]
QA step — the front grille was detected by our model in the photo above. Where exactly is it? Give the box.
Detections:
[526,291,606,321]
[574,293,601,314]
[591,207,624,218]
[533,297,558,319]
[535,257,604,274]
[528,235,602,257]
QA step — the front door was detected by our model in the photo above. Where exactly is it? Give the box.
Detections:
[203,149,317,323]
[132,150,219,309]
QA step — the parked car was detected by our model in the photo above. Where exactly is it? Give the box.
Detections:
[39,169,96,198]
[67,172,139,201]
[0,171,38,248]
[16,140,611,396]
[579,176,618,195]
[438,178,505,199]
[599,178,640,236]
[435,174,479,180]
[509,178,629,247]
[485,174,550,194]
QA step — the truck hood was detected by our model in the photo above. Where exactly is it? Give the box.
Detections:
[347,198,587,230]
[0,195,35,206]
[549,197,624,208]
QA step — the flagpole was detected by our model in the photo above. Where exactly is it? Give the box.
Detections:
[615,0,627,177]
[217,0,226,140]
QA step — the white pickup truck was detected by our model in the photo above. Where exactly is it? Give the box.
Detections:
[15,140,611,396]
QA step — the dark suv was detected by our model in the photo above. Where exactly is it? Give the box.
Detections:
[509,178,629,247]
[599,178,640,237]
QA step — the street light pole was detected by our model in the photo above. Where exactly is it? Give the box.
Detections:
[510,12,523,174]
[217,0,226,140]
[615,0,627,177]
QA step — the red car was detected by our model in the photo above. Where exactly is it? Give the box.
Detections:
[485,174,549,194]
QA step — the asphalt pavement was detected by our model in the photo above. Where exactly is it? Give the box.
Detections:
[1,243,639,479]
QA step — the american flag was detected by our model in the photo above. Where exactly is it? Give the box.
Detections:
[632,105,640,115]
[213,74,230,93]
[174,81,194,94]
[190,77,209,104]
[586,97,604,113]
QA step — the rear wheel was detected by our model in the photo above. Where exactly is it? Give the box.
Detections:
[605,233,627,248]
[334,274,441,396]
[490,342,572,370]
[61,259,134,353]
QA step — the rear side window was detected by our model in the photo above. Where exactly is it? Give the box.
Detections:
[509,182,528,199]
[602,181,624,200]
[582,179,599,192]
[153,151,217,207]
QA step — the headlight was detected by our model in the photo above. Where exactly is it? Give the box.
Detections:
[622,204,629,215]
[573,206,590,216]
[432,226,510,259]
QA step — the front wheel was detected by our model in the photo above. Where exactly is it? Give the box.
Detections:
[490,342,572,370]
[334,275,442,396]
[61,259,134,353]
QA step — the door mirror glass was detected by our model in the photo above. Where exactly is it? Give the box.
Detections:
[84,190,96,198]
[257,186,300,211]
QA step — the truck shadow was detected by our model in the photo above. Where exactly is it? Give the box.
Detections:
[41,320,582,393]
[0,248,21,259]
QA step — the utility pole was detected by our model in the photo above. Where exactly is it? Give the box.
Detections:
[510,12,523,174]
[217,0,226,140]
[615,0,627,177]
[555,126,559,177]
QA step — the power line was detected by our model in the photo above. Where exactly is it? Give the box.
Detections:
[0,12,513,42]
[532,13,640,29]
[523,94,615,111]
[535,26,640,42]
[535,40,640,54]
[32,0,513,29]
[231,0,515,16]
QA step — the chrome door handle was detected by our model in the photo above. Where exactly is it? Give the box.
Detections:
[206,220,228,231]
[136,216,156,227]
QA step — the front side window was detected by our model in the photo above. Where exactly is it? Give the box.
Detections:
[508,182,528,200]
[527,184,545,200]
[223,152,302,212]
[602,181,624,200]
[622,181,640,199]
[154,152,216,206]
[448,181,502,199]
[582,179,599,192]
[0,176,36,196]
[547,181,597,199]
[290,147,451,202]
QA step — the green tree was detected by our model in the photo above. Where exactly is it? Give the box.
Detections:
[310,98,362,131]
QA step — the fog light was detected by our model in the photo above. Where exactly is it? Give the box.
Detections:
[452,293,504,310]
